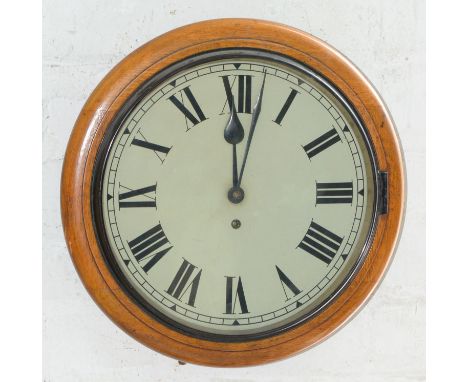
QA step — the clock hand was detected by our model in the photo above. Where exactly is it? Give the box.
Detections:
[224,99,245,146]
[238,70,267,186]
[224,99,245,203]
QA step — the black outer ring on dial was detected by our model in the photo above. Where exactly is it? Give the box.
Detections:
[91,48,381,343]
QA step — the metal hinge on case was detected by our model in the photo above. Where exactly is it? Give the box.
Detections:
[377,171,388,215]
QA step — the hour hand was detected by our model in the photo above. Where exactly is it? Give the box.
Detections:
[224,101,244,146]
[224,102,244,185]
[224,101,245,203]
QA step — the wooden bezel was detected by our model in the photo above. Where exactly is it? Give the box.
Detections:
[61,19,405,367]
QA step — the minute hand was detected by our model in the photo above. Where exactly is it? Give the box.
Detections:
[238,72,267,186]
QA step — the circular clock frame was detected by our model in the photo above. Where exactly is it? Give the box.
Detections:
[61,19,405,366]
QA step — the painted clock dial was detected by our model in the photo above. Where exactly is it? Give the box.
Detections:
[94,50,378,339]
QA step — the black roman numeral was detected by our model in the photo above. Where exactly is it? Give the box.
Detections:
[298,221,343,265]
[316,182,353,204]
[128,224,172,273]
[169,86,207,128]
[132,138,171,154]
[221,75,252,114]
[131,132,171,164]
[274,89,299,125]
[276,266,301,301]
[225,276,249,314]
[303,128,341,158]
[166,259,202,307]
[118,184,156,208]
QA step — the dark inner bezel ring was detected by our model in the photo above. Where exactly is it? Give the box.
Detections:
[91,48,381,343]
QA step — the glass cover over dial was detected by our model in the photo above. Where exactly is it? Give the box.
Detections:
[94,50,377,339]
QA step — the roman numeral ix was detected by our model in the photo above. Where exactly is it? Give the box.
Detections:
[118,183,156,209]
[303,128,341,158]
[298,221,343,265]
[166,259,202,307]
[128,224,172,273]
[221,75,252,114]
[225,276,249,315]
[316,182,353,204]
[169,86,207,128]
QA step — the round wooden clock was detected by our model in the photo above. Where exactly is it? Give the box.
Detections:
[61,19,404,366]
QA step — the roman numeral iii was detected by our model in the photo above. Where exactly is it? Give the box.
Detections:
[128,224,172,273]
[221,75,252,114]
[298,221,343,264]
[303,128,341,158]
[316,182,353,204]
[118,184,156,208]
[225,276,249,314]
[169,85,207,127]
[166,259,202,307]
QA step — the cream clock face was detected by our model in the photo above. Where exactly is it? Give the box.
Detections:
[94,50,377,339]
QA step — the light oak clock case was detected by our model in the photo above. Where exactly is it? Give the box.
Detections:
[61,19,405,367]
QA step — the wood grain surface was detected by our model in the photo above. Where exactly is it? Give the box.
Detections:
[61,18,405,367]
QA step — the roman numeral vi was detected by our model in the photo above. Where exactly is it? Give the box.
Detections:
[225,276,249,314]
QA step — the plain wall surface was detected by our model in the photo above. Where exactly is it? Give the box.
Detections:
[43,1,425,381]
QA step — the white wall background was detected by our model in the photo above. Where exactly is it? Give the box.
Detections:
[43,1,425,381]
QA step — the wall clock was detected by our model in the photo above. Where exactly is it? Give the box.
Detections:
[61,19,405,366]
